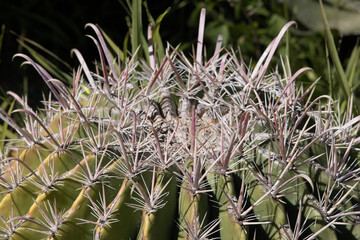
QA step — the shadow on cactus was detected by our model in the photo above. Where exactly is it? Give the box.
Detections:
[0,8,360,240]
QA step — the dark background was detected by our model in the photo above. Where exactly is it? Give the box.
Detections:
[0,0,165,106]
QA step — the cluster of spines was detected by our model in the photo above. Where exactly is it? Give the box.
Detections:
[0,8,359,240]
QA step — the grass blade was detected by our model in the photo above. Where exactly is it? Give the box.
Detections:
[319,0,351,98]
[0,99,17,149]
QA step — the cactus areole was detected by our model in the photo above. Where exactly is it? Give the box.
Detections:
[1,8,360,240]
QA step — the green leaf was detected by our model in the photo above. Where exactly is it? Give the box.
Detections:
[14,33,72,69]
[16,41,72,85]
[319,0,351,98]
[0,24,5,57]
[144,2,170,62]
[0,99,17,149]
[131,0,144,59]
[97,25,125,61]
[288,0,360,35]
[345,39,359,89]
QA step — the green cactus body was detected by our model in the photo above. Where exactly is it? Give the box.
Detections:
[0,179,39,222]
[177,181,209,240]
[96,178,141,240]
[302,194,338,240]
[136,169,177,240]
[245,170,287,240]
[214,174,247,240]
[1,144,53,184]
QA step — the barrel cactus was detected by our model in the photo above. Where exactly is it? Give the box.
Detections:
[1,8,360,240]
